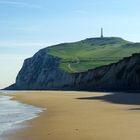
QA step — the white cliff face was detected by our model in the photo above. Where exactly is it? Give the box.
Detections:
[6,48,140,91]
[15,48,74,90]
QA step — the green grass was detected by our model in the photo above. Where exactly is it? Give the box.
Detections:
[47,37,140,73]
[70,60,118,72]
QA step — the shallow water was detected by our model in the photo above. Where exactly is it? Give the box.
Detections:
[0,91,44,136]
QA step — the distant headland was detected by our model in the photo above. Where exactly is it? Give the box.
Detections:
[5,36,140,92]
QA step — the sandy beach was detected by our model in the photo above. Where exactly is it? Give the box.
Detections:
[3,91,140,140]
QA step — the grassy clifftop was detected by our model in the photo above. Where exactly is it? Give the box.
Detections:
[48,37,140,73]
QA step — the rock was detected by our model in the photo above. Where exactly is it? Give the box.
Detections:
[5,48,140,91]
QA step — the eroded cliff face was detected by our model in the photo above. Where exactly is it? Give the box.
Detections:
[6,48,140,91]
[80,53,140,91]
[11,48,74,90]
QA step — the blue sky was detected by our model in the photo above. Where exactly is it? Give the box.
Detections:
[1,0,140,88]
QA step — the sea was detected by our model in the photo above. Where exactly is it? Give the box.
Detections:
[0,90,44,136]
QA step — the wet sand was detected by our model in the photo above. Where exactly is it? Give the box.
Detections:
[3,91,140,140]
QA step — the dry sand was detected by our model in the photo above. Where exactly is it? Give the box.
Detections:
[3,91,140,140]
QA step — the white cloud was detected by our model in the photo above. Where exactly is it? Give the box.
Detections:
[0,1,41,8]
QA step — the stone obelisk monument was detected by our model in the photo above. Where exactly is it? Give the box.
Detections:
[101,28,103,38]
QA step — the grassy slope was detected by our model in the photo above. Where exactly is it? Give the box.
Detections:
[48,37,140,73]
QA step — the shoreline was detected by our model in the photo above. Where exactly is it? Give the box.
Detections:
[0,94,44,140]
[2,91,140,140]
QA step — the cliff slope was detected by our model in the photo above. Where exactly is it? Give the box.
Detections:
[6,47,140,91]
[48,37,140,72]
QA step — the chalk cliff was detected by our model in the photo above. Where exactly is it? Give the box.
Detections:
[6,47,140,91]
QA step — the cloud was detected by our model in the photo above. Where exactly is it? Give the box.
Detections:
[0,1,41,8]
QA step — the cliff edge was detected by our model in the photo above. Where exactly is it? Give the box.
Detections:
[6,47,140,91]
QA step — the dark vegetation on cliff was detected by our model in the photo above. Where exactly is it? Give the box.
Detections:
[5,37,140,91]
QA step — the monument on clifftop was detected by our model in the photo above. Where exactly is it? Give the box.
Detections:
[101,28,103,38]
